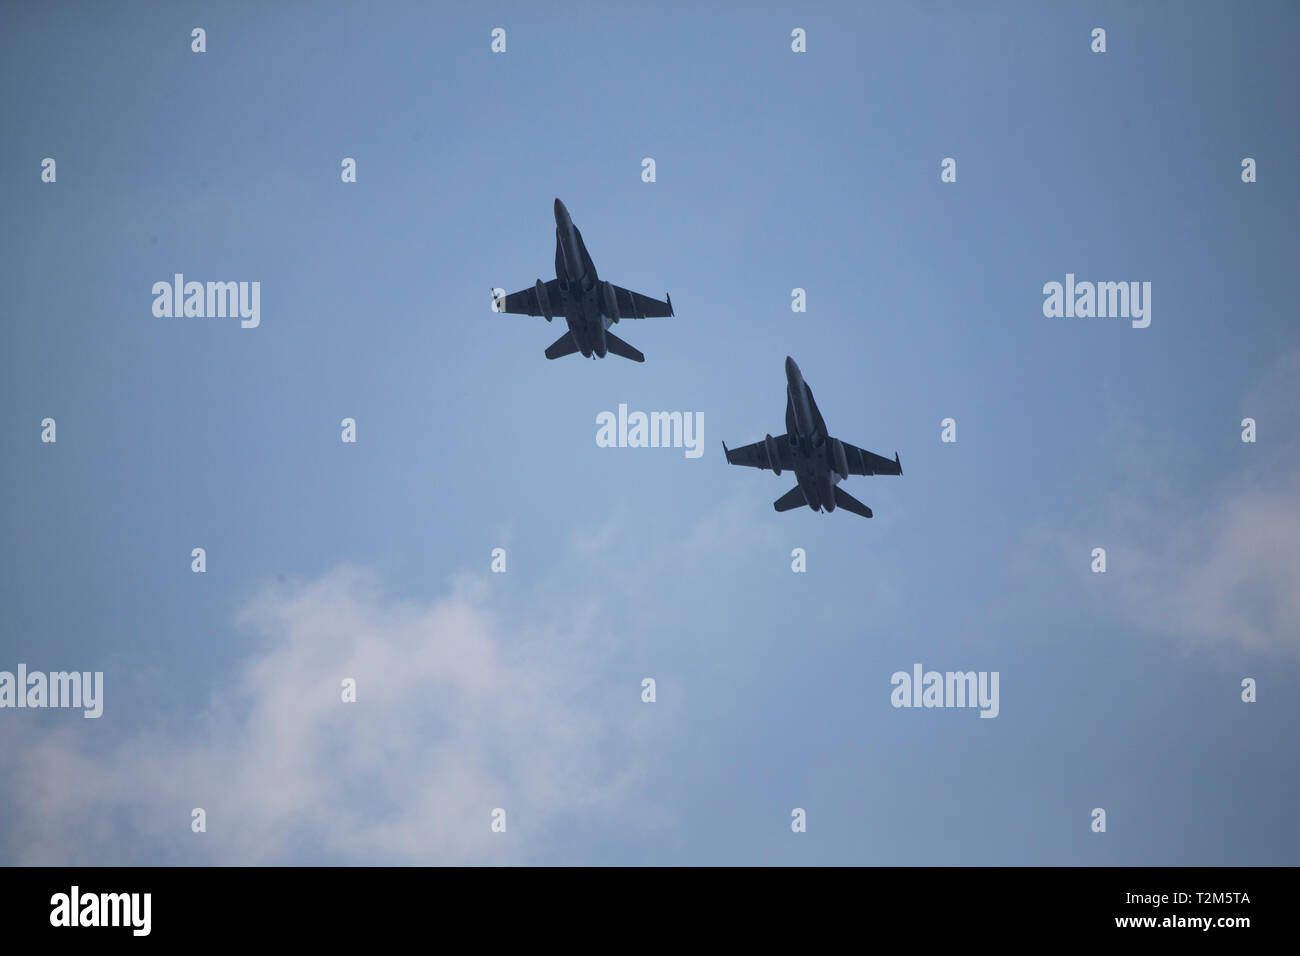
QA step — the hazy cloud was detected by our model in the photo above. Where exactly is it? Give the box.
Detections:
[5,564,652,865]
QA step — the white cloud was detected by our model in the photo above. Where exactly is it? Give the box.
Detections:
[5,564,655,865]
[1113,482,1300,654]
[1108,354,1300,654]
[1016,352,1300,656]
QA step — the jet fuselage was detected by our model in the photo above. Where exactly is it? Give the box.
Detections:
[782,357,842,512]
[552,199,615,358]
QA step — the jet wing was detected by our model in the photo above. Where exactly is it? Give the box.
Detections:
[612,285,674,319]
[840,441,902,476]
[498,279,565,318]
[723,436,795,472]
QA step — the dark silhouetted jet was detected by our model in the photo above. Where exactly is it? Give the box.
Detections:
[723,357,902,518]
[494,199,674,362]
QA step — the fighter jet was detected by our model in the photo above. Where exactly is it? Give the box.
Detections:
[493,199,674,363]
[723,357,902,518]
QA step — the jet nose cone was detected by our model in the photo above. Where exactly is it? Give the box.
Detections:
[785,356,799,377]
[553,198,568,222]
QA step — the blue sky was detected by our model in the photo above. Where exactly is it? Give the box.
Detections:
[1,0,1297,865]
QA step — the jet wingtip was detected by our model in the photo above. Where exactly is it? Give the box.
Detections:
[667,293,674,317]
[895,451,902,475]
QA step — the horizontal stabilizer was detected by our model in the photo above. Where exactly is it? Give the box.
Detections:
[833,486,873,519]
[773,485,807,513]
[544,331,580,360]
[603,331,645,363]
